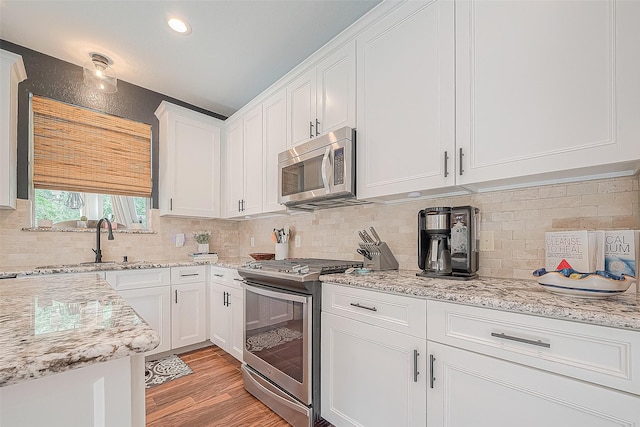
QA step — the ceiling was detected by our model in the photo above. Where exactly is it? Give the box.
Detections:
[0,0,381,118]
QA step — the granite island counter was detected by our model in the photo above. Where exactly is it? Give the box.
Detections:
[0,273,160,426]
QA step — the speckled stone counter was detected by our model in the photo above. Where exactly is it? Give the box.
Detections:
[0,258,247,279]
[320,270,640,332]
[0,273,160,387]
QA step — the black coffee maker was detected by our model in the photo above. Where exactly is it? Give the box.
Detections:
[418,206,479,280]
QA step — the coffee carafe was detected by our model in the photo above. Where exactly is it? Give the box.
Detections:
[418,206,479,280]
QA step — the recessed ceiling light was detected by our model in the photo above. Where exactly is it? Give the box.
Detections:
[168,17,191,35]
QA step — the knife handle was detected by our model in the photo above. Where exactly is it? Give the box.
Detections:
[369,227,382,244]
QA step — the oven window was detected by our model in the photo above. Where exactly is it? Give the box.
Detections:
[281,155,324,197]
[245,289,305,383]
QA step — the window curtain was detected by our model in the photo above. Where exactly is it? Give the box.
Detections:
[31,95,152,197]
[110,195,138,228]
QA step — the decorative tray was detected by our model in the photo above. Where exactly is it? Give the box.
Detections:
[532,268,635,299]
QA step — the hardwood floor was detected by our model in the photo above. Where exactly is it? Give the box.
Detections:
[146,345,290,427]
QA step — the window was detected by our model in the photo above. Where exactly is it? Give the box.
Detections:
[31,95,152,229]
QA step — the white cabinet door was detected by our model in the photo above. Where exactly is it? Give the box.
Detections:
[356,0,456,200]
[210,282,231,350]
[287,68,316,147]
[119,287,171,355]
[455,0,640,189]
[321,312,427,427]
[262,90,287,214]
[427,341,640,427]
[316,41,356,136]
[243,105,264,215]
[155,101,223,218]
[209,281,243,362]
[286,41,356,148]
[228,286,244,362]
[171,282,207,349]
[224,118,245,217]
[0,50,26,210]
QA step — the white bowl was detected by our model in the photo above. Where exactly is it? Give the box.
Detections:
[535,271,635,299]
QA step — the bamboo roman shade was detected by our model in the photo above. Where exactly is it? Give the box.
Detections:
[32,95,152,197]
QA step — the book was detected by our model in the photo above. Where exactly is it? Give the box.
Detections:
[604,230,638,294]
[545,231,603,273]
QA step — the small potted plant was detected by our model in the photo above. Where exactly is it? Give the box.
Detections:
[193,230,212,254]
[77,215,88,228]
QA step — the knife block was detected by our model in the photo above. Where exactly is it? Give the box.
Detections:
[358,242,399,271]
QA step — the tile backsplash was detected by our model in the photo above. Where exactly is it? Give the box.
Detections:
[238,176,639,279]
[1,175,638,280]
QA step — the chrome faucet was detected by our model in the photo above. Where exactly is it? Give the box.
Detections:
[93,218,114,263]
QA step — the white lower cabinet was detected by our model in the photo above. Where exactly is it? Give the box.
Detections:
[427,300,640,426]
[321,283,427,427]
[107,266,208,354]
[171,266,207,349]
[209,266,243,361]
[106,268,171,356]
[119,287,171,355]
[426,341,640,426]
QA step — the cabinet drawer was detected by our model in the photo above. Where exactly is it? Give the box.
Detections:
[171,265,207,284]
[105,268,170,291]
[210,266,242,290]
[322,283,426,339]
[427,300,640,395]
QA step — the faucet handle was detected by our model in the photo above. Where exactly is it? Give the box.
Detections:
[92,249,98,255]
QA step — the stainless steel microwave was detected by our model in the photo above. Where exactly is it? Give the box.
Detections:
[278,127,361,211]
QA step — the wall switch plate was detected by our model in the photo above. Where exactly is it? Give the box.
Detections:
[250,236,255,247]
[295,234,301,248]
[175,233,185,248]
[479,231,495,251]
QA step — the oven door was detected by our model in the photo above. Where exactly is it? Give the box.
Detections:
[278,137,353,205]
[243,283,312,405]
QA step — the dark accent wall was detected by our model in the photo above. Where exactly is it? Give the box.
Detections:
[0,40,227,209]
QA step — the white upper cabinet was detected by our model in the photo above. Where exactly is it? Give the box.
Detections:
[262,90,287,214]
[356,0,456,201]
[0,50,27,210]
[287,40,356,147]
[155,101,223,218]
[455,0,640,190]
[224,105,264,217]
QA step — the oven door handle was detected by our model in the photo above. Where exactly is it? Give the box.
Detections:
[321,146,331,194]
[243,281,310,304]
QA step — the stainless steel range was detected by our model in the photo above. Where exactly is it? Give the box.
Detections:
[238,258,362,427]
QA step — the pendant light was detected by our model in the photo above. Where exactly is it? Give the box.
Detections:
[83,52,117,93]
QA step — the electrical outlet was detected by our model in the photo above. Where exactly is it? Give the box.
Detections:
[479,231,495,251]
[175,233,185,248]
[250,236,255,247]
[295,234,301,248]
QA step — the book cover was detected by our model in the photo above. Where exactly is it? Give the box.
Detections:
[545,231,592,272]
[604,230,638,294]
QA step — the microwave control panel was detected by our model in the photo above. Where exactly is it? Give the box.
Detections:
[334,147,344,185]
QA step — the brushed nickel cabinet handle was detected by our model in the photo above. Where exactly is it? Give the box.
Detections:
[316,118,320,136]
[310,121,314,139]
[350,302,377,312]
[429,354,436,389]
[444,151,449,177]
[491,332,550,348]
[175,289,178,304]
[459,147,464,176]
[413,350,420,382]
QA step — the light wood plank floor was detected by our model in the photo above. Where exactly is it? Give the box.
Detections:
[146,345,290,426]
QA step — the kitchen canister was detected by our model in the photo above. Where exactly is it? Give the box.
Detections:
[275,243,289,260]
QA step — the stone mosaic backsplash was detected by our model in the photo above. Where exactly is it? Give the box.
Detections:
[1,175,638,280]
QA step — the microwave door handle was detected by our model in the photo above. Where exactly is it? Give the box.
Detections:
[321,146,331,194]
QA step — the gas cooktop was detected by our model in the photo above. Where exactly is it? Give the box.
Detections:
[238,258,363,285]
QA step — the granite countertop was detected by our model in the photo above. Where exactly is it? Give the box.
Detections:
[0,258,246,278]
[0,273,160,387]
[320,270,640,332]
